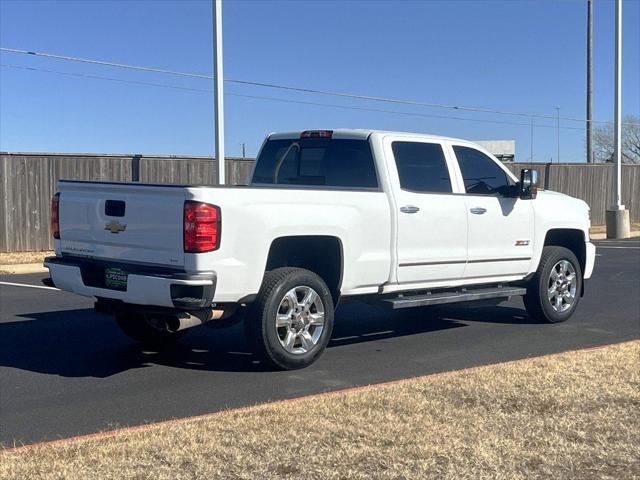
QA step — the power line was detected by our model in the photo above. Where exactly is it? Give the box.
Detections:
[0,63,211,93]
[0,47,211,79]
[0,63,585,131]
[232,93,584,131]
[229,93,585,131]
[3,46,635,126]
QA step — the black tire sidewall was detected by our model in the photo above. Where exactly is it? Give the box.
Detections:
[257,269,334,370]
[530,247,582,323]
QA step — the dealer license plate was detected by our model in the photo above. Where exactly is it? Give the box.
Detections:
[105,267,128,291]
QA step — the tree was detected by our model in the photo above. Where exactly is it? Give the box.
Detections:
[592,115,640,164]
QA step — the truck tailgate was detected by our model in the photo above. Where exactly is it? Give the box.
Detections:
[57,181,187,267]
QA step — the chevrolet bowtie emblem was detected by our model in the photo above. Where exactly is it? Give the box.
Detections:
[104,221,127,234]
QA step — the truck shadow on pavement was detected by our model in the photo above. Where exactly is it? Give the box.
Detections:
[0,301,534,378]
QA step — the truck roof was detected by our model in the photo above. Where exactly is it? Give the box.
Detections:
[268,129,471,143]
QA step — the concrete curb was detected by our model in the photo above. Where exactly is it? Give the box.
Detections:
[3,339,637,453]
[0,263,48,275]
[589,231,640,240]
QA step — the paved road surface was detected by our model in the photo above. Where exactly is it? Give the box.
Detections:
[1,239,638,445]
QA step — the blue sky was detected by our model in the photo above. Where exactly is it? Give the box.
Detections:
[1,0,638,161]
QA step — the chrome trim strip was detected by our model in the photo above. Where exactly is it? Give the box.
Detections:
[399,257,531,267]
[469,257,532,264]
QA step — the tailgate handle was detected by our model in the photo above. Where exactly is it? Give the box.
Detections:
[105,200,126,217]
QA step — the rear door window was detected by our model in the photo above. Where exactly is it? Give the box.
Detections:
[252,138,378,189]
[392,141,452,193]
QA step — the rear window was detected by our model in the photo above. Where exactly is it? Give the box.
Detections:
[251,138,379,189]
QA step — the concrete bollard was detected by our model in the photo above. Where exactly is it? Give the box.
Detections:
[605,209,631,239]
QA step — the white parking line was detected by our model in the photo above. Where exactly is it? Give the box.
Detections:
[0,281,58,291]
[596,246,640,250]
[362,330,395,337]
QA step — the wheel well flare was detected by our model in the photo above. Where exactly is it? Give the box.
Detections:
[265,236,343,302]
[544,229,586,275]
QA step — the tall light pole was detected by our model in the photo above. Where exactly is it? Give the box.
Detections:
[586,0,593,163]
[612,0,622,209]
[556,106,560,163]
[606,0,630,238]
[213,0,225,185]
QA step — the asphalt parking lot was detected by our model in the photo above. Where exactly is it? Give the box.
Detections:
[1,239,638,446]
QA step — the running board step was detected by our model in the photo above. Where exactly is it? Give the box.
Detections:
[384,286,527,309]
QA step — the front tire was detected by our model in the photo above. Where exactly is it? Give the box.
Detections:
[524,246,582,323]
[248,267,334,370]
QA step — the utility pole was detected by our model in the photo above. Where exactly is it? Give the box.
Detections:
[586,0,593,163]
[530,117,534,162]
[241,142,246,158]
[556,106,560,163]
[606,0,630,238]
[213,0,225,185]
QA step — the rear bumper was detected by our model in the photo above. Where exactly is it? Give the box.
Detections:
[44,256,216,309]
[584,241,596,280]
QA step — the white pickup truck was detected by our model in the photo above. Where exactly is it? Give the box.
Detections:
[45,129,596,369]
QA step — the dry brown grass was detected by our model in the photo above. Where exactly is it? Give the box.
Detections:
[0,251,52,265]
[2,341,639,480]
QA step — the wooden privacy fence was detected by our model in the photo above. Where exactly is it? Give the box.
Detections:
[0,153,254,252]
[504,162,639,226]
[0,153,638,252]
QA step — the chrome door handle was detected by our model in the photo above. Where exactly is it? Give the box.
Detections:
[470,207,487,215]
[400,205,420,214]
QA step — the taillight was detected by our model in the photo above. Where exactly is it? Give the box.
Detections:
[51,193,60,239]
[183,201,221,253]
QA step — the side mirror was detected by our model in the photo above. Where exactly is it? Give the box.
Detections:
[519,169,539,199]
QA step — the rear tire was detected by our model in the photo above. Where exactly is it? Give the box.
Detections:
[115,312,185,347]
[247,267,334,370]
[524,246,582,323]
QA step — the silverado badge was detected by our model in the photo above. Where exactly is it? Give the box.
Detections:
[104,221,127,234]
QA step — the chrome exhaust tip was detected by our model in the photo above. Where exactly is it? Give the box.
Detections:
[167,309,225,332]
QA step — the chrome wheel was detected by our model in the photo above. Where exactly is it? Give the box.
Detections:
[275,286,325,355]
[547,260,577,313]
